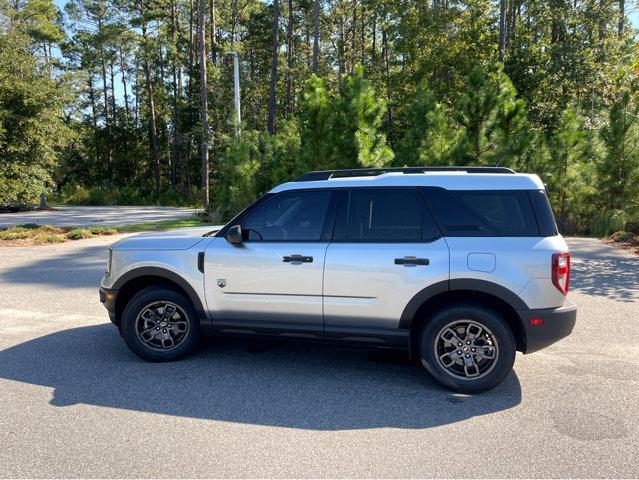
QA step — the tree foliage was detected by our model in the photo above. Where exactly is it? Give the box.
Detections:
[0,0,637,232]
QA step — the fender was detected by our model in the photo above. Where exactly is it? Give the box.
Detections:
[112,266,207,320]
[398,279,529,329]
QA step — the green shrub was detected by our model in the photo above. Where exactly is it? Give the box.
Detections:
[37,225,63,234]
[0,227,32,240]
[88,226,117,235]
[626,220,639,235]
[610,231,635,242]
[34,234,65,244]
[590,210,629,237]
[66,228,93,240]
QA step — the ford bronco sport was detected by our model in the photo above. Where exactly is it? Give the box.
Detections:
[100,167,576,392]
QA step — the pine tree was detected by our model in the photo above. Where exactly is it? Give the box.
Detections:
[298,75,333,171]
[451,65,531,167]
[395,79,453,167]
[545,109,594,231]
[598,79,639,213]
[330,64,393,169]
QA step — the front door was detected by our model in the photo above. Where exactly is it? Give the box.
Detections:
[204,189,338,338]
[323,187,450,345]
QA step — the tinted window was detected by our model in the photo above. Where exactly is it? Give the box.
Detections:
[340,188,440,242]
[242,190,333,241]
[422,188,540,237]
[528,190,558,236]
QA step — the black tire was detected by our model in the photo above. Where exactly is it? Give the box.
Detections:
[121,286,201,361]
[419,304,516,393]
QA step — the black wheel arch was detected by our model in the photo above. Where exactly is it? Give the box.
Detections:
[401,279,528,354]
[111,267,207,329]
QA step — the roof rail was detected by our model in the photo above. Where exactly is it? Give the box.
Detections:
[292,166,516,182]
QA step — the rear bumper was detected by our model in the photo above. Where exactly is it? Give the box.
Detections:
[99,287,118,325]
[518,300,577,353]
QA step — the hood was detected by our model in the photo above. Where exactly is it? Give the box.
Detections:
[112,225,224,251]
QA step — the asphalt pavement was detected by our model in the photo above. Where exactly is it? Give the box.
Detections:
[0,206,196,228]
[0,236,637,478]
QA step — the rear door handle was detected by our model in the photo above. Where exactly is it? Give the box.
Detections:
[395,256,429,266]
[283,254,313,263]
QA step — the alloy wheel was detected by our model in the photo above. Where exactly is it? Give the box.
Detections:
[434,320,499,380]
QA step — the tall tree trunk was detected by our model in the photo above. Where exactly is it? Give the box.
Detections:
[210,0,217,62]
[498,0,507,61]
[268,0,280,135]
[372,13,376,62]
[198,0,209,205]
[120,46,130,122]
[109,59,116,122]
[382,26,392,142]
[141,22,161,192]
[98,41,113,169]
[171,0,180,188]
[285,0,293,115]
[338,15,345,75]
[351,0,356,73]
[618,0,624,37]
[88,75,100,165]
[598,0,606,42]
[312,0,319,72]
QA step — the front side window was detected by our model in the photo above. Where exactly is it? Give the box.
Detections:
[241,190,334,241]
[338,188,440,242]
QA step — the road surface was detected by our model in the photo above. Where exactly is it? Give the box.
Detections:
[0,236,637,478]
[0,205,196,228]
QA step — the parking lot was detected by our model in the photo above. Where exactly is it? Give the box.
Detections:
[0,236,637,478]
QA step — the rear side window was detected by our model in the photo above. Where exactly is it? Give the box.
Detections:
[335,188,441,242]
[528,190,558,236]
[421,188,540,237]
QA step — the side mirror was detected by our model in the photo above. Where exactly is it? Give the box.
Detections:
[225,225,243,245]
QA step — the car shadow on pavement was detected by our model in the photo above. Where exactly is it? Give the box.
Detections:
[0,245,108,290]
[0,324,521,430]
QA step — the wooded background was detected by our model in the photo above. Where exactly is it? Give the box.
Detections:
[1,0,638,234]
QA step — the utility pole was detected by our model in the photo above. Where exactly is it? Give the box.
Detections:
[225,52,241,136]
[198,0,209,206]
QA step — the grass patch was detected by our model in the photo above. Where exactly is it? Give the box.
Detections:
[88,226,118,235]
[0,226,33,240]
[1,215,213,246]
[115,215,210,233]
[65,228,94,240]
[34,234,66,244]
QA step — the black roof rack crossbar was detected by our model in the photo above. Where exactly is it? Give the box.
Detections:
[292,166,515,182]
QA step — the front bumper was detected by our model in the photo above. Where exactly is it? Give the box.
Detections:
[99,287,118,325]
[518,300,577,353]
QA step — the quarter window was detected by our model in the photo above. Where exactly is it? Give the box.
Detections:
[241,190,333,241]
[422,188,540,237]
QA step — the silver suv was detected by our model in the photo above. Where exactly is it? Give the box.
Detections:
[100,167,576,392]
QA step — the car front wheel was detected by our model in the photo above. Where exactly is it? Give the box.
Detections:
[121,286,201,361]
[419,304,516,393]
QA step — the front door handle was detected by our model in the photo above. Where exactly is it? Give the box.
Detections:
[395,256,429,266]
[283,254,313,263]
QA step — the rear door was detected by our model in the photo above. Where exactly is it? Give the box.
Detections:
[322,187,450,346]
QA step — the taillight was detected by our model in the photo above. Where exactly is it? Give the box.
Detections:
[552,252,570,295]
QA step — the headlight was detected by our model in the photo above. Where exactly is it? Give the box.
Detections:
[106,248,113,275]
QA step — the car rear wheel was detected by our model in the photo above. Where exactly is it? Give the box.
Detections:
[121,286,201,361]
[419,304,516,393]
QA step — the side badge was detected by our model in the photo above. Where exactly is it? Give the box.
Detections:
[217,278,226,288]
